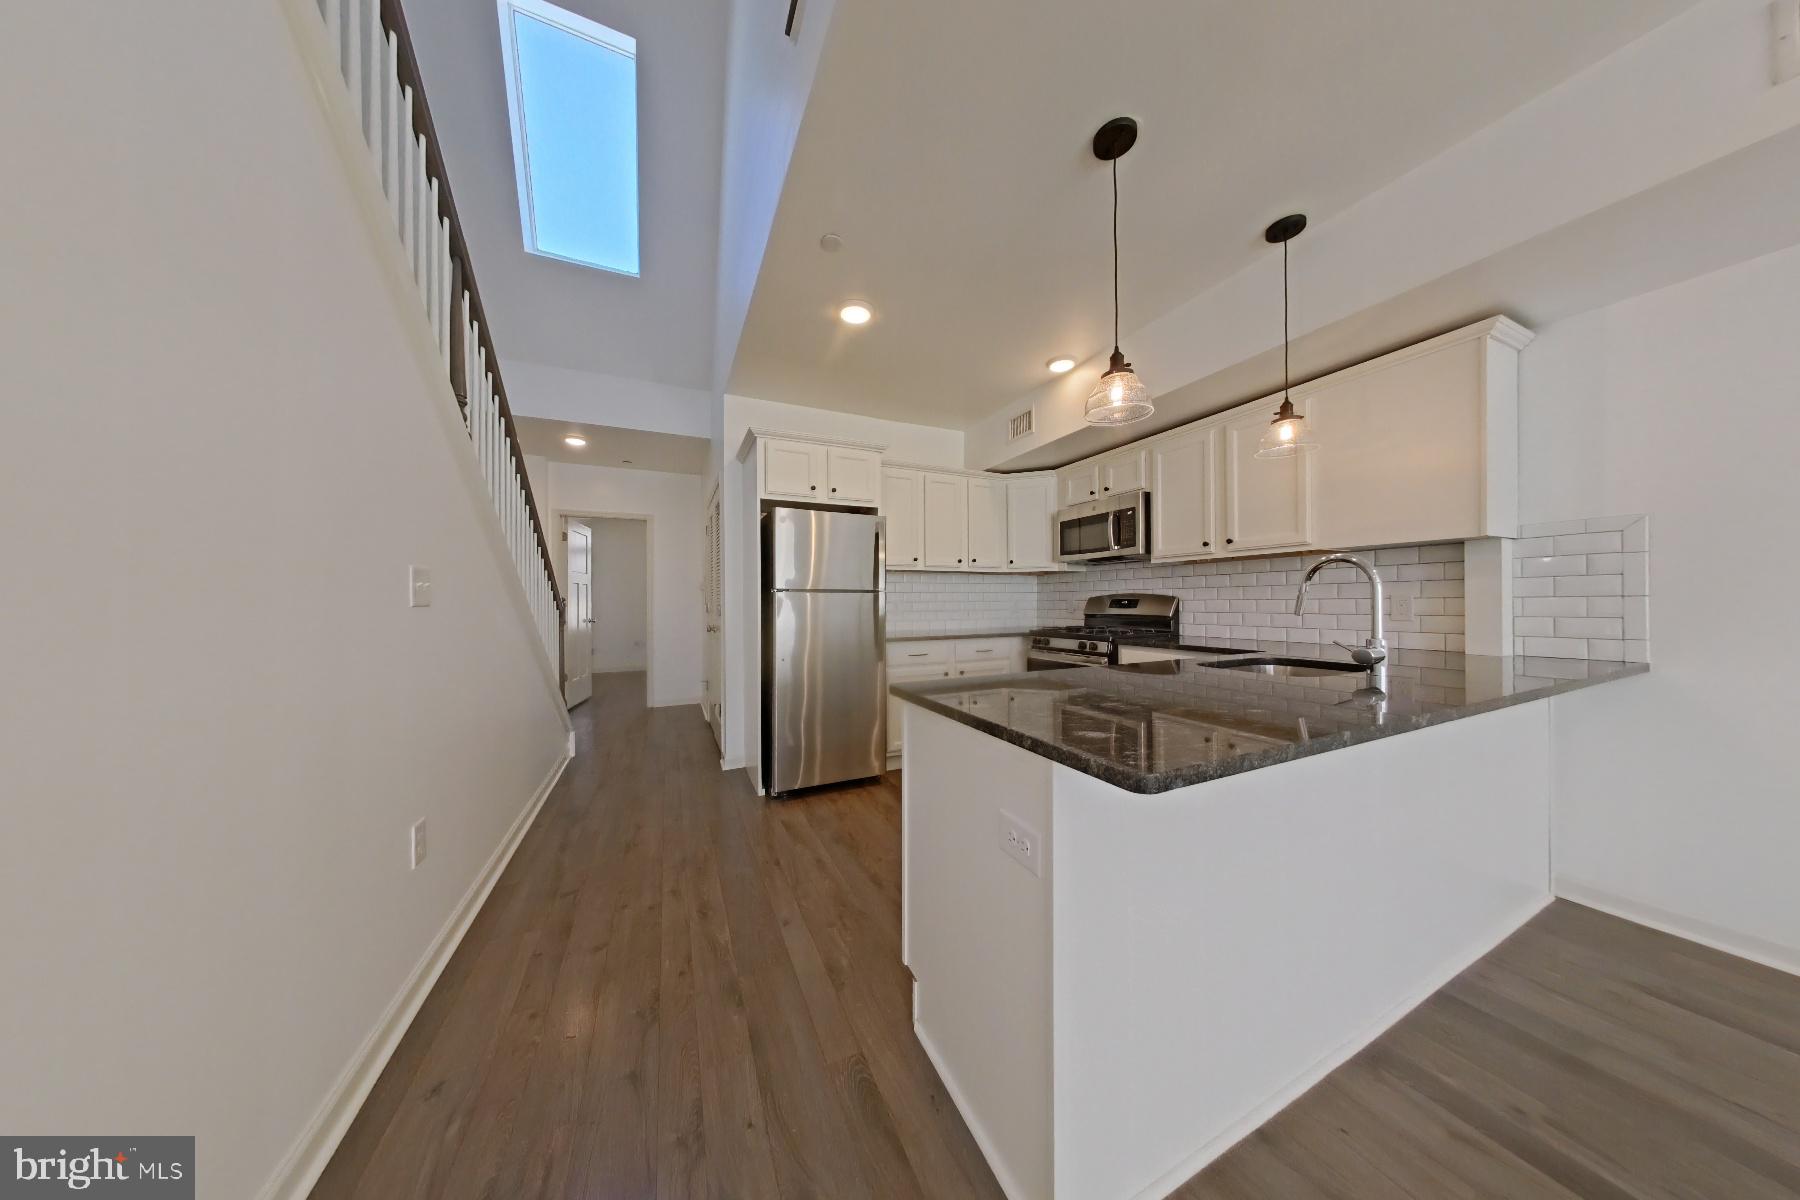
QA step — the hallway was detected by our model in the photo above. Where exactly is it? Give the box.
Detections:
[311,673,1004,1199]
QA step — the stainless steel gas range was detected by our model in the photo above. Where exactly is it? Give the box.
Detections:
[1026,592,1180,670]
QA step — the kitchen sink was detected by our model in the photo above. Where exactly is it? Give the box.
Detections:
[1208,656,1371,678]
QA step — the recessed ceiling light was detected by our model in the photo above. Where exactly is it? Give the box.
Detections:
[839,301,873,325]
[563,435,587,447]
[1047,356,1076,374]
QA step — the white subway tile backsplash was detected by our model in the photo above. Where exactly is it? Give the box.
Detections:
[1513,515,1650,663]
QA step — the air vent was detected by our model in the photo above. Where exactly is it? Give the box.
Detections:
[1008,408,1035,441]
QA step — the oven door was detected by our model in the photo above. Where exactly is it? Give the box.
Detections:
[1027,649,1100,671]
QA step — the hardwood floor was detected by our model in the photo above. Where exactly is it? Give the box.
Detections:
[315,673,1800,1200]
[1176,901,1800,1199]
[310,672,1005,1200]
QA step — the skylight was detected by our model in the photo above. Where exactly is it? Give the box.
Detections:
[496,0,639,277]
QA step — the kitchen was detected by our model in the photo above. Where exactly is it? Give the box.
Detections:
[718,28,1800,1181]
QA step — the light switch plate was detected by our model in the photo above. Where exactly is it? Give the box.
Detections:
[410,819,427,869]
[409,565,432,608]
[1391,592,1414,620]
[998,810,1042,877]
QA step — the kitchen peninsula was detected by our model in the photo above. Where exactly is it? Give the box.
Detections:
[893,648,1645,1200]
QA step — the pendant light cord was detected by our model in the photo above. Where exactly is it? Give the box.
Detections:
[1282,237,1291,396]
[1112,157,1121,352]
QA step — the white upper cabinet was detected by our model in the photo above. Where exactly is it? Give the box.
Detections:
[1099,446,1148,496]
[761,437,828,500]
[1059,463,1100,506]
[1221,401,1313,552]
[826,445,881,504]
[922,473,970,569]
[882,467,924,569]
[1005,475,1057,569]
[967,477,1009,570]
[1151,425,1218,560]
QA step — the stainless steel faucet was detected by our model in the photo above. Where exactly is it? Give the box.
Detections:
[1294,553,1388,668]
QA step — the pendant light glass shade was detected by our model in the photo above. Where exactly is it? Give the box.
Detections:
[1256,397,1317,458]
[1085,349,1153,426]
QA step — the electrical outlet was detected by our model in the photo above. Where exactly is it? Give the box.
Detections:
[410,819,428,869]
[998,810,1042,877]
[1391,592,1414,621]
[409,565,432,608]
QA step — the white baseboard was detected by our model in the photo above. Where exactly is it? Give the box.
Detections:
[915,1021,1034,1200]
[253,751,572,1200]
[1555,880,1800,979]
[1126,894,1551,1200]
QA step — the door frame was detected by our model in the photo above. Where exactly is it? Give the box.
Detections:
[556,509,655,707]
[562,517,595,709]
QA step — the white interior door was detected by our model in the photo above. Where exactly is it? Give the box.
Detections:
[703,487,724,749]
[564,519,593,708]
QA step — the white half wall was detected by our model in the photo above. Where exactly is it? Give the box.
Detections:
[528,458,705,709]
[590,518,650,673]
[1520,242,1800,972]
[501,357,717,440]
[0,5,570,1198]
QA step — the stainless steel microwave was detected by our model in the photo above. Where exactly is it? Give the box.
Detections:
[1055,489,1151,563]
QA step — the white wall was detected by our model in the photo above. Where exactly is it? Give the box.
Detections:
[1520,242,1800,971]
[589,518,649,673]
[0,5,570,1199]
[501,357,717,440]
[529,458,705,708]
[719,394,964,774]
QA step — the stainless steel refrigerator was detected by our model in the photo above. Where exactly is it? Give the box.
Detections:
[761,506,886,795]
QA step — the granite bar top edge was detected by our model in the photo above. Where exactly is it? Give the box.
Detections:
[891,656,1648,794]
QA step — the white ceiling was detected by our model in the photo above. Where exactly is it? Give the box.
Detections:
[515,416,712,474]
[404,0,728,391]
[728,0,1697,427]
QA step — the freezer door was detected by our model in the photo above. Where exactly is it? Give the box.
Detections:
[767,590,886,793]
[767,507,885,592]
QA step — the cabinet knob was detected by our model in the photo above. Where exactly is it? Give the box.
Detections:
[1089,490,1096,496]
[1202,541,1210,548]
[1009,559,1015,564]
[913,556,919,562]
[810,485,817,491]
[1225,538,1235,545]
[1103,486,1110,492]
[830,487,837,493]
[957,558,963,564]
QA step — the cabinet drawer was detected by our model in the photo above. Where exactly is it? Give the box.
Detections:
[952,637,1020,663]
[887,640,952,666]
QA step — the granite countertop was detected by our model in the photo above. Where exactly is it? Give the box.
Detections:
[888,629,1036,642]
[890,648,1647,794]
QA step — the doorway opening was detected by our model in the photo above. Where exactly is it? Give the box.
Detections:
[562,513,651,709]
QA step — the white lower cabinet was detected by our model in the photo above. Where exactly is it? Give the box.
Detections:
[887,638,1025,756]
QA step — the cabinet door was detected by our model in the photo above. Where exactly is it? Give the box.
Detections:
[921,473,969,568]
[1220,402,1313,552]
[967,477,1009,569]
[762,438,827,499]
[1005,475,1056,569]
[1152,425,1217,560]
[881,468,924,569]
[1100,447,1148,496]
[1059,463,1100,506]
[888,663,953,754]
[826,446,881,504]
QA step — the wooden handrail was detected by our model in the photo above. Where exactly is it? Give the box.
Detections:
[381,0,562,614]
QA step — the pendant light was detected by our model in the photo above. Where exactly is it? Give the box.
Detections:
[1084,117,1153,427]
[1256,213,1318,458]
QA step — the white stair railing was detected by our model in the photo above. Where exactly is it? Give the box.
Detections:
[311,0,562,673]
